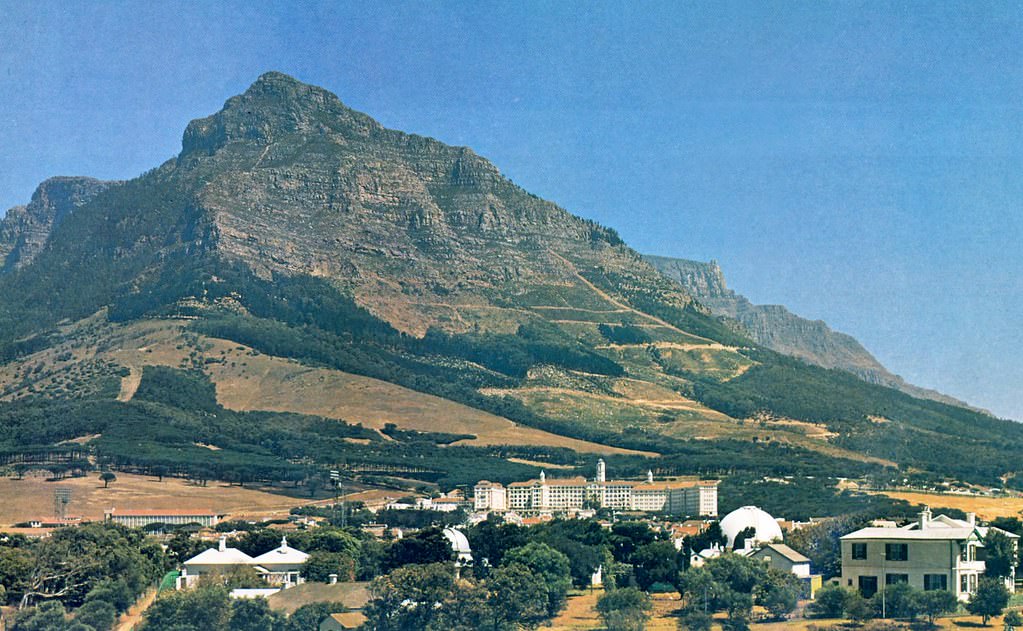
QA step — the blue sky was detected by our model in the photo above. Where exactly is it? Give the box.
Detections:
[1,1,1020,419]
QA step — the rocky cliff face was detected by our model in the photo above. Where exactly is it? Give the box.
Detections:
[166,72,694,333]
[0,177,112,272]
[644,254,977,409]
[0,73,697,339]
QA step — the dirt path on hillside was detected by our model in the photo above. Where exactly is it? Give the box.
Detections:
[117,366,143,402]
[547,251,718,344]
[115,587,156,631]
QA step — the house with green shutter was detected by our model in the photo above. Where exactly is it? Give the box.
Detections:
[840,508,1018,601]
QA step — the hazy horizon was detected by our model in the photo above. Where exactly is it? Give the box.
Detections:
[1,1,1019,420]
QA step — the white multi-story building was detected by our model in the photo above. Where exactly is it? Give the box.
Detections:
[840,508,1019,601]
[474,461,718,516]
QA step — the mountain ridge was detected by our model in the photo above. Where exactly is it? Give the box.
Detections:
[643,254,979,411]
[0,72,1019,493]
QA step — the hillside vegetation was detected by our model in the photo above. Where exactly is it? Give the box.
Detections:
[0,72,1020,494]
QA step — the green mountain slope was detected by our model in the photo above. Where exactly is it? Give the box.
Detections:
[0,72,1019,492]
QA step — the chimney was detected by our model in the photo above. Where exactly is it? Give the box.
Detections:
[329,573,338,585]
[218,535,227,552]
[918,506,932,530]
[596,459,606,483]
[967,512,976,527]
[647,470,654,484]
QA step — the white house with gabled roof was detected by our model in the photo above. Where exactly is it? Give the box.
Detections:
[252,536,309,588]
[840,508,1018,601]
[177,535,310,589]
[178,535,259,589]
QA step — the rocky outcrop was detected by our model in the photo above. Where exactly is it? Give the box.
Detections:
[166,72,695,333]
[644,254,978,410]
[0,176,113,272]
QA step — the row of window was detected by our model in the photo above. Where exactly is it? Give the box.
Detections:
[856,573,949,597]
[850,543,908,561]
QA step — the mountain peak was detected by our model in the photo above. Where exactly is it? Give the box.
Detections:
[180,71,379,157]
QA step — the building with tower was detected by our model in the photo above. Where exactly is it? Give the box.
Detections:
[474,460,718,516]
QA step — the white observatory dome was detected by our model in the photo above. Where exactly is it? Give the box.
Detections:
[720,506,783,548]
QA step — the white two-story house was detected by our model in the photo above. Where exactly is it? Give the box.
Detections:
[840,508,1018,601]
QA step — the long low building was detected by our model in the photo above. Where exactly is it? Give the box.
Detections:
[104,508,225,529]
[474,460,718,516]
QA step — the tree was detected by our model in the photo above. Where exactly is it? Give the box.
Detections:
[0,546,34,604]
[11,601,69,631]
[364,563,456,631]
[152,465,169,482]
[983,531,1017,579]
[84,579,135,613]
[382,527,452,572]
[301,551,357,583]
[610,522,656,564]
[20,523,164,609]
[807,584,850,618]
[99,471,117,488]
[75,599,117,631]
[720,589,753,631]
[678,610,713,631]
[285,602,347,631]
[229,597,284,631]
[140,585,233,630]
[883,582,923,620]
[677,566,718,613]
[844,592,875,623]
[784,516,859,579]
[597,587,653,631]
[632,541,681,591]
[732,527,757,551]
[540,536,602,588]
[918,590,958,626]
[755,568,800,620]
[427,581,490,631]
[486,563,548,630]
[1004,610,1023,631]
[965,577,1010,625]
[467,517,526,572]
[502,542,572,617]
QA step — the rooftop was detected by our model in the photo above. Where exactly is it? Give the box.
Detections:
[842,513,1020,541]
[754,543,810,563]
[106,508,223,517]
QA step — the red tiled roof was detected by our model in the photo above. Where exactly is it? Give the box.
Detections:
[107,509,222,517]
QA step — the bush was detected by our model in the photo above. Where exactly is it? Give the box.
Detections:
[807,584,850,618]
[74,599,117,631]
[597,587,653,631]
[678,610,713,631]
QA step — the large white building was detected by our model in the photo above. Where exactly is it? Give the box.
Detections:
[840,509,1019,601]
[474,460,718,516]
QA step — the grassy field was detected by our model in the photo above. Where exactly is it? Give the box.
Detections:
[201,337,646,455]
[550,589,685,631]
[872,490,1023,520]
[550,589,1017,631]
[0,472,314,526]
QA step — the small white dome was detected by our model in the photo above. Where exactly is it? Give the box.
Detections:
[720,506,783,548]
